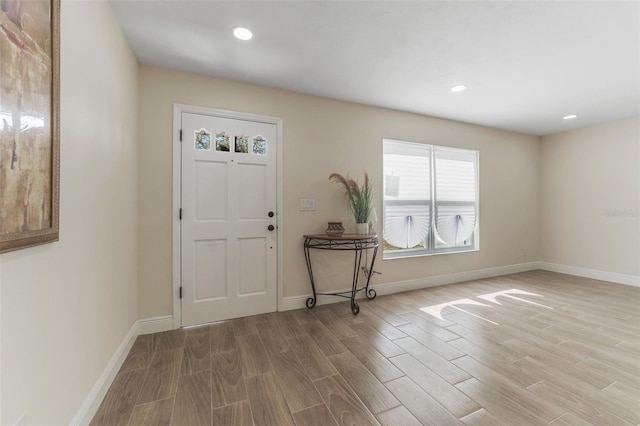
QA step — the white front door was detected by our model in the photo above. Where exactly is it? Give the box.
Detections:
[180,111,278,326]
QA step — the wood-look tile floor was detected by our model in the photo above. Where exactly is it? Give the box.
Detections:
[91,270,640,425]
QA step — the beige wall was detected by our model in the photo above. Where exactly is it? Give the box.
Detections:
[540,117,640,276]
[138,65,540,318]
[0,1,139,424]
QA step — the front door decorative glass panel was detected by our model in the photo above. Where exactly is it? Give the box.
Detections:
[194,128,211,150]
[235,133,249,153]
[215,131,230,151]
[253,135,266,155]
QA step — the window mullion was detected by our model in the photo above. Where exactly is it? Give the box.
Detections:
[429,149,436,252]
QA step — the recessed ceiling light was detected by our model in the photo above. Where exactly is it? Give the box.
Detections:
[450,85,467,93]
[563,114,578,120]
[233,27,253,41]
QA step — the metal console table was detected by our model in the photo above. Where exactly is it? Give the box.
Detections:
[303,233,378,315]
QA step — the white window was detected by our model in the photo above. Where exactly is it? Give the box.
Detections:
[383,139,479,259]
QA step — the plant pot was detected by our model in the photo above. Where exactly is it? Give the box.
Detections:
[355,222,369,235]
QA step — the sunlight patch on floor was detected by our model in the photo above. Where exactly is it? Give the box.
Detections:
[419,298,490,321]
[449,306,499,325]
[420,288,553,321]
[477,289,553,309]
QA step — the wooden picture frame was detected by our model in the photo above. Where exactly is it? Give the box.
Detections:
[0,0,60,253]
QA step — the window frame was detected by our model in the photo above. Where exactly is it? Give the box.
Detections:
[382,139,479,260]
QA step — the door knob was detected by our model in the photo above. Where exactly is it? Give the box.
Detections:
[268,225,275,231]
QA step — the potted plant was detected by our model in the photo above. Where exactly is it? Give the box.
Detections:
[329,172,373,234]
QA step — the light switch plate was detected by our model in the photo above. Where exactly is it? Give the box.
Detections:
[300,199,316,211]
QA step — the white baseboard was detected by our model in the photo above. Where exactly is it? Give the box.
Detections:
[137,315,174,335]
[70,315,176,425]
[538,262,640,287]
[69,322,138,425]
[280,261,541,311]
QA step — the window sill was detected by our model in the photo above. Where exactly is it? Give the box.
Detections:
[383,246,479,260]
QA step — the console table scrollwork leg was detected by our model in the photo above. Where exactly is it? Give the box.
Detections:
[304,242,317,309]
[349,241,364,315]
[365,245,378,300]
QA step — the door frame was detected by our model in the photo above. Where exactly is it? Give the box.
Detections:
[172,104,284,329]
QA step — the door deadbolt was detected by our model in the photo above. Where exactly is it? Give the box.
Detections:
[268,211,275,217]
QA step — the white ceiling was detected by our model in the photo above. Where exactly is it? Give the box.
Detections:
[110,1,640,136]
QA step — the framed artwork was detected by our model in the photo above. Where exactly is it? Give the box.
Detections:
[0,0,60,253]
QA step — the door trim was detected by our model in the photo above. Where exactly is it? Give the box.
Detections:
[172,104,284,329]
